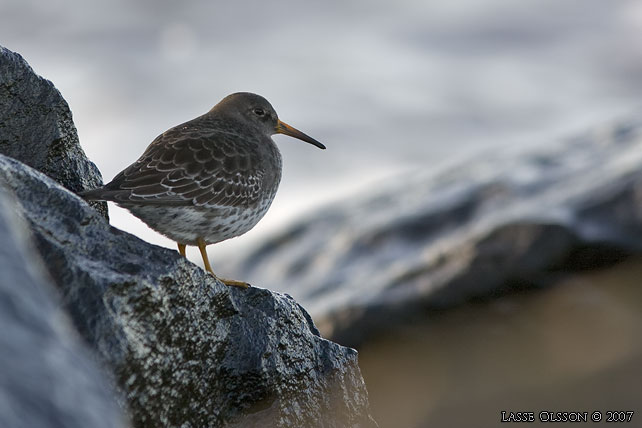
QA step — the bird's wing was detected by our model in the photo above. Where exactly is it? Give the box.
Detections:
[100,128,264,208]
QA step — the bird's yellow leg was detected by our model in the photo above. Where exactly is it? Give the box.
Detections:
[196,238,249,288]
[177,243,186,257]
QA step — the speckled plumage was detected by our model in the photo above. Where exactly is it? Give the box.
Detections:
[81,92,325,286]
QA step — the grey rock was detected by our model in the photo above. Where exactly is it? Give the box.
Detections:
[0,180,125,428]
[0,45,107,218]
[231,120,642,346]
[0,154,377,428]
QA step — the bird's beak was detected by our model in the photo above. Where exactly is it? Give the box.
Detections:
[276,120,326,149]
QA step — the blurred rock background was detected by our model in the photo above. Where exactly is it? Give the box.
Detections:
[2,0,642,426]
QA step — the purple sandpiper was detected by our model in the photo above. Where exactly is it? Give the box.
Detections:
[81,92,325,287]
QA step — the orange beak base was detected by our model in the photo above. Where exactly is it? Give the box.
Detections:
[276,120,326,149]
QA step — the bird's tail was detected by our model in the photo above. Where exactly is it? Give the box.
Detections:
[77,187,110,201]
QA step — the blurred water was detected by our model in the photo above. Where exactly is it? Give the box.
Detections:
[2,0,642,266]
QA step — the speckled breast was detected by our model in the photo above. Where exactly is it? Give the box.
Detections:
[123,196,276,246]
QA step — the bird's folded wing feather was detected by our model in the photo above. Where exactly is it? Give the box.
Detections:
[101,129,263,208]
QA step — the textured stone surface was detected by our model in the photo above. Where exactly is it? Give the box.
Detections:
[0,181,125,428]
[229,120,642,345]
[0,44,107,218]
[0,154,376,428]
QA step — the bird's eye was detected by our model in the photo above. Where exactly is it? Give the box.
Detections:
[253,108,265,117]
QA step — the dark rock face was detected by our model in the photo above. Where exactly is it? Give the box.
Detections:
[0,183,125,428]
[231,120,642,346]
[0,154,377,427]
[0,45,107,218]
[0,46,376,427]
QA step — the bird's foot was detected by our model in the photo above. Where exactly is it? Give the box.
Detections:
[214,274,250,289]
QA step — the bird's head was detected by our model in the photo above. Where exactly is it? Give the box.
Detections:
[213,92,326,149]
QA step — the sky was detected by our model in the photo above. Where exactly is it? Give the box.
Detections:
[2,0,641,269]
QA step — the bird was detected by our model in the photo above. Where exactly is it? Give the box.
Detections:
[80,92,325,287]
